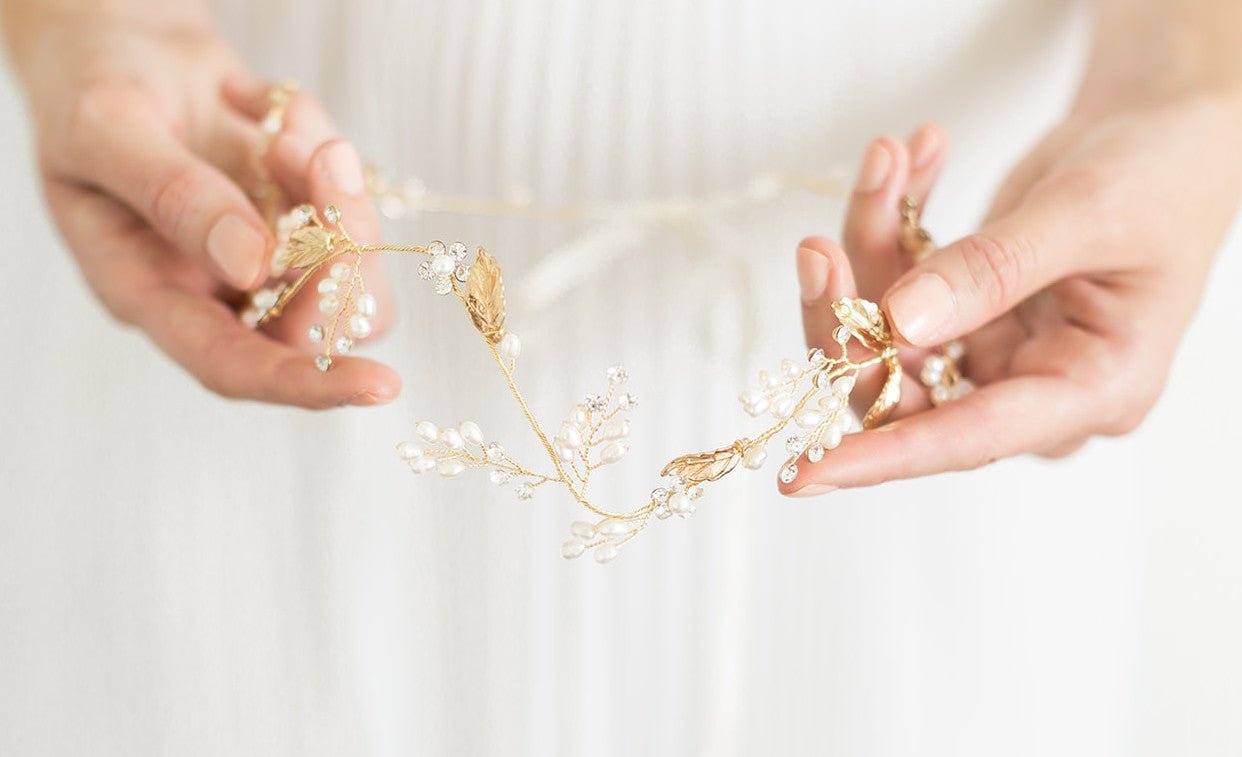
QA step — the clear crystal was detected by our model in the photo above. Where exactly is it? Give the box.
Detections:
[427,241,446,256]
[333,335,353,353]
[324,204,341,224]
[307,324,324,343]
[484,442,505,462]
[454,264,469,282]
[807,444,825,463]
[584,394,606,412]
[606,365,629,385]
[433,276,453,295]
[315,355,332,372]
[654,504,672,520]
[833,325,851,345]
[618,392,637,410]
[449,241,468,261]
[515,482,535,500]
[651,487,669,503]
[687,485,704,500]
[785,435,805,454]
[292,204,313,226]
[779,464,798,484]
[418,261,434,280]
[489,469,511,486]
[666,476,685,491]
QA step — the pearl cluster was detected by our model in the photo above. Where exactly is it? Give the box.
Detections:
[551,364,635,472]
[919,340,974,406]
[560,475,703,564]
[396,420,544,497]
[418,240,471,296]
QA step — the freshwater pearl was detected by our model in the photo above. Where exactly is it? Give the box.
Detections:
[397,442,423,460]
[430,254,455,276]
[770,394,794,420]
[570,521,597,540]
[601,418,630,440]
[597,518,630,537]
[330,262,352,280]
[668,492,692,515]
[437,459,465,477]
[795,409,824,429]
[459,421,484,446]
[356,292,377,317]
[415,421,439,443]
[439,428,465,450]
[498,332,522,360]
[348,314,372,338]
[742,446,767,470]
[318,296,339,314]
[558,424,582,449]
[780,358,801,379]
[832,375,856,396]
[409,458,436,474]
[600,442,628,464]
[820,425,843,450]
[833,325,851,345]
[759,370,780,390]
[316,278,338,295]
[553,438,576,463]
[561,540,585,560]
[593,544,619,564]
[253,288,278,310]
[819,394,843,413]
[944,340,965,361]
[739,389,769,417]
[570,405,588,426]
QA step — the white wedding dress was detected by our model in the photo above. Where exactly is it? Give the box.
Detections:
[2,1,1242,755]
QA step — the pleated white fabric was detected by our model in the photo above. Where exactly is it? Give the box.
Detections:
[3,1,1242,755]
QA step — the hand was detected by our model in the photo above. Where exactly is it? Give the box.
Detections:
[5,5,399,407]
[782,90,1242,496]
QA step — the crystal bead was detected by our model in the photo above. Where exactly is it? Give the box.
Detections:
[307,324,325,343]
[584,394,606,412]
[324,205,341,224]
[489,469,511,486]
[454,264,469,282]
[315,355,332,372]
[807,444,825,463]
[654,505,672,520]
[666,476,686,491]
[687,485,704,500]
[515,482,535,500]
[334,335,353,353]
[292,205,314,226]
[427,241,446,256]
[449,241,468,261]
[784,435,804,454]
[606,365,629,384]
[433,276,453,295]
[651,487,669,503]
[418,261,434,280]
[779,464,798,484]
[484,442,505,462]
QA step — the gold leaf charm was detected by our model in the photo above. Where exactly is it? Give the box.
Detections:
[831,298,893,353]
[465,247,507,345]
[862,352,902,429]
[282,227,336,270]
[660,442,744,483]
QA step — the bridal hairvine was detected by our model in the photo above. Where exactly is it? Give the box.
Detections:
[241,83,971,563]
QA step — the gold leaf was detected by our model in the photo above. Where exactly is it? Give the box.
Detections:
[465,247,507,345]
[862,353,902,429]
[660,442,744,484]
[830,298,893,353]
[281,227,336,270]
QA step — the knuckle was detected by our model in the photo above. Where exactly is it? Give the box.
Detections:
[65,82,139,157]
[147,165,207,243]
[957,233,1033,313]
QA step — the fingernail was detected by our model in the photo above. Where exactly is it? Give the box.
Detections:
[206,214,265,288]
[887,272,957,346]
[909,126,943,170]
[790,484,838,498]
[855,142,892,193]
[796,246,830,305]
[322,141,364,195]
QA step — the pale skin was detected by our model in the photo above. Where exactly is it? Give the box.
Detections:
[2,1,1240,485]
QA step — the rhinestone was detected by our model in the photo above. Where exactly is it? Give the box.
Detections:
[418,261,434,280]
[449,241,468,261]
[291,205,313,226]
[784,435,805,455]
[807,444,825,463]
[606,365,629,385]
[489,469,511,486]
[454,264,470,282]
[687,485,704,500]
[833,325,851,345]
[427,240,446,256]
[651,487,669,503]
[307,324,325,343]
[515,482,535,500]
[584,394,606,412]
[315,355,332,372]
[333,335,353,353]
[779,464,798,484]
[433,276,453,295]
[654,505,672,520]
[666,476,686,491]
[324,205,341,224]
[618,393,637,410]
[484,442,505,462]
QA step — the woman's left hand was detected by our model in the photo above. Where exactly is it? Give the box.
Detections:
[782,89,1242,496]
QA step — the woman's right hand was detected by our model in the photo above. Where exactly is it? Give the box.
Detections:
[1,1,400,407]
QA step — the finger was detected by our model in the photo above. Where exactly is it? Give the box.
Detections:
[779,375,1094,494]
[263,96,342,198]
[1039,437,1087,459]
[903,123,949,211]
[881,191,1095,348]
[67,88,272,290]
[221,71,276,120]
[841,136,908,300]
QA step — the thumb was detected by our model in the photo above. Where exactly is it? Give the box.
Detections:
[881,196,1085,346]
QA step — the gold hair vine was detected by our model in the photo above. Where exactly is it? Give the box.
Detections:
[241,84,971,563]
